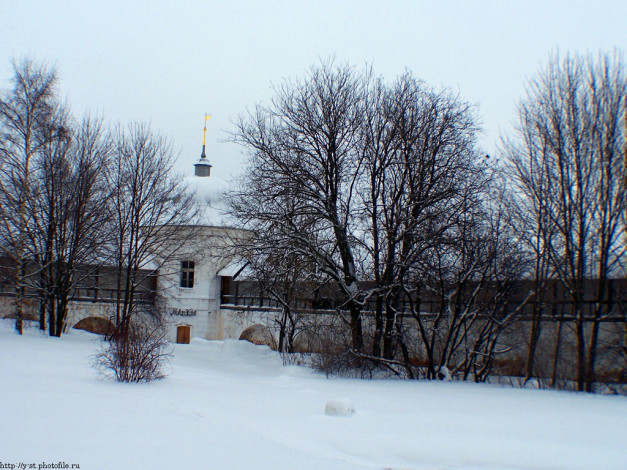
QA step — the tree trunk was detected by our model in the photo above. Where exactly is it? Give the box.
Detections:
[372,295,383,357]
[575,309,586,392]
[550,318,563,388]
[383,300,396,360]
[349,302,363,352]
[525,302,543,384]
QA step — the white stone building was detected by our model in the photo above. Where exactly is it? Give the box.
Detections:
[154,135,261,343]
[156,223,253,343]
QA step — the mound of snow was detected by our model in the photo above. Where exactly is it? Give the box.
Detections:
[325,398,356,417]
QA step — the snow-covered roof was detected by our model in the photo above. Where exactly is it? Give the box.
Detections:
[217,259,248,278]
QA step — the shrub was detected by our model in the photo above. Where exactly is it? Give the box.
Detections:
[94,316,171,383]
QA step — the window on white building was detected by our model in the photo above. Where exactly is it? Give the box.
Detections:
[180,261,195,288]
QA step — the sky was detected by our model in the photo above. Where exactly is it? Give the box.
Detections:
[1,1,626,182]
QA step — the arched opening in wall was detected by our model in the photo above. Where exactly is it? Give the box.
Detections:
[239,324,277,350]
[73,316,115,336]
[177,325,191,344]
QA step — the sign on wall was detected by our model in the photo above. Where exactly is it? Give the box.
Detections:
[171,308,197,317]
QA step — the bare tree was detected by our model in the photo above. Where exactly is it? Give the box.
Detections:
[504,51,627,392]
[0,59,113,337]
[357,72,485,365]
[229,61,369,351]
[93,123,200,384]
[27,116,112,336]
[0,58,61,334]
[502,94,562,383]
[229,61,524,380]
[239,244,314,353]
[107,123,200,330]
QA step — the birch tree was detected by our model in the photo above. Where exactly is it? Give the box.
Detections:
[0,58,60,334]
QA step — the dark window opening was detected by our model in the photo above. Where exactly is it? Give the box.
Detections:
[180,261,195,288]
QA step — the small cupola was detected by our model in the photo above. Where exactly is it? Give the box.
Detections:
[195,114,212,177]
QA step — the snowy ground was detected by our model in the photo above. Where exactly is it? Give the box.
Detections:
[1,320,626,470]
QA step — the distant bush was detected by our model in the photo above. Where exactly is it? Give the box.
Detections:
[309,320,393,379]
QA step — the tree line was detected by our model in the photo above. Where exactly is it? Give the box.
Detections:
[0,58,198,338]
[228,54,627,391]
[2,53,625,391]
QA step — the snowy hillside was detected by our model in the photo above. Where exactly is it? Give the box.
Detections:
[1,320,626,470]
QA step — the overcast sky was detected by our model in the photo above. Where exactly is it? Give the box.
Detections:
[1,1,625,182]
